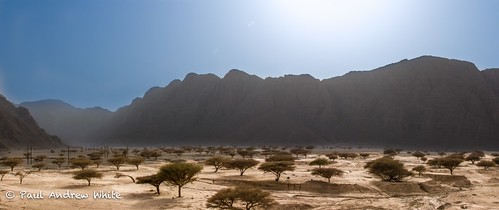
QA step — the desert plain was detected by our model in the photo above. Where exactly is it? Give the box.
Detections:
[0,147,498,210]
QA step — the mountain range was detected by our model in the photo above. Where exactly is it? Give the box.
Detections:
[19,100,112,146]
[0,95,64,149]
[15,56,499,149]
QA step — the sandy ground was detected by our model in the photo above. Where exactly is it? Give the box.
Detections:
[0,149,498,210]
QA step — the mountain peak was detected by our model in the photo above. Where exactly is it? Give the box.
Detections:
[224,69,249,78]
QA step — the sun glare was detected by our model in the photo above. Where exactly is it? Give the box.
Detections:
[273,0,387,30]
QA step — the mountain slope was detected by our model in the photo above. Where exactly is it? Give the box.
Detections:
[0,95,64,149]
[20,99,113,146]
[98,56,499,149]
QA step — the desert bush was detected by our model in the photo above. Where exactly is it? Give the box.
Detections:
[446,153,465,160]
[309,158,330,168]
[411,165,426,176]
[325,153,338,161]
[420,157,428,163]
[136,174,164,194]
[126,156,145,170]
[204,156,230,172]
[494,157,499,164]
[1,158,22,171]
[311,167,344,182]
[32,162,47,171]
[476,160,495,170]
[73,169,103,186]
[224,159,259,176]
[383,149,397,156]
[359,153,370,159]
[70,158,93,170]
[364,156,412,182]
[265,154,295,162]
[258,161,295,181]
[108,156,127,170]
[491,153,499,157]
[207,186,276,210]
[157,162,203,197]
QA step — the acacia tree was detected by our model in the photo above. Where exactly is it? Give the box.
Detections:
[311,168,344,183]
[224,159,259,176]
[52,158,66,169]
[157,163,203,197]
[108,156,127,170]
[364,156,412,181]
[465,153,481,164]
[126,156,144,170]
[412,165,426,176]
[32,162,47,171]
[258,161,295,181]
[115,173,136,183]
[70,158,93,170]
[0,170,9,181]
[440,158,463,175]
[73,169,103,186]
[325,153,338,162]
[309,158,330,168]
[476,160,496,170]
[207,187,276,210]
[2,158,22,171]
[204,156,230,172]
[136,174,164,195]
[412,151,426,160]
[15,171,30,184]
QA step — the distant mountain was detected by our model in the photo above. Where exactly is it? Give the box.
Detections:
[20,99,113,146]
[0,95,64,149]
[97,56,499,149]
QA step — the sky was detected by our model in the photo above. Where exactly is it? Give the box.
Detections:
[1,0,498,111]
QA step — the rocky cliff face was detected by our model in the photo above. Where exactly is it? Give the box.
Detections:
[0,96,64,149]
[97,56,499,149]
[20,99,113,146]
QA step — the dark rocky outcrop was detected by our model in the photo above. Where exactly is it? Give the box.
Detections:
[0,95,64,149]
[94,56,499,149]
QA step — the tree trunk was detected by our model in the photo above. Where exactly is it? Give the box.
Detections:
[178,186,182,197]
[155,185,160,195]
[87,179,91,186]
[328,178,330,183]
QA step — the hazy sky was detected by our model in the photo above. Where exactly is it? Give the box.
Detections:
[1,0,498,110]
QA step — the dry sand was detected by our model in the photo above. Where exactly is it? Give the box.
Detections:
[0,149,498,210]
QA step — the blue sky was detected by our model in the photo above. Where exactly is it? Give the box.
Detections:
[1,0,498,110]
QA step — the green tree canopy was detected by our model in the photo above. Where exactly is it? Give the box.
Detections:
[157,162,203,197]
